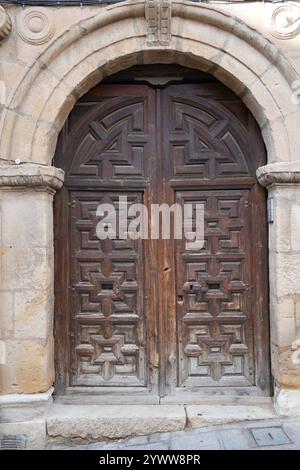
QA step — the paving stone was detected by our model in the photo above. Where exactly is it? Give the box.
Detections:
[170,431,222,450]
[254,444,298,450]
[250,427,290,447]
[282,422,300,448]
[148,432,171,443]
[125,442,169,450]
[124,435,149,446]
[63,442,120,450]
[98,443,122,450]
[220,429,256,450]
[167,429,189,438]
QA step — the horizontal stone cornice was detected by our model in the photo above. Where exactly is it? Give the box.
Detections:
[0,163,64,191]
[257,162,300,188]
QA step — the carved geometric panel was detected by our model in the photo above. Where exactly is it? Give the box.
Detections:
[70,191,146,386]
[176,190,254,387]
[164,90,254,179]
[65,95,152,180]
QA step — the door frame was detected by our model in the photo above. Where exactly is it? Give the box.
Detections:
[53,67,271,403]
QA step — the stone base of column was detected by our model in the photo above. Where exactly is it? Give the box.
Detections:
[274,386,300,417]
[0,387,53,449]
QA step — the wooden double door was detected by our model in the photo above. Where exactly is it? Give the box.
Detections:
[54,72,270,399]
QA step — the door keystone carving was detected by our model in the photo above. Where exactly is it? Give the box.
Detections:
[145,0,172,47]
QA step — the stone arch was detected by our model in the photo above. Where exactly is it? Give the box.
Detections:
[1,1,299,166]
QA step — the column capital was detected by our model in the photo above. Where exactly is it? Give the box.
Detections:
[0,163,64,192]
[257,162,300,188]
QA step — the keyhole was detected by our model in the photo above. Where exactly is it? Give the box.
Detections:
[189,284,194,291]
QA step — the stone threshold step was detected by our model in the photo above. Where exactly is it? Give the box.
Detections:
[47,403,277,441]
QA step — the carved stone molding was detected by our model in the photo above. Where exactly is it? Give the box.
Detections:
[18,8,55,45]
[0,6,12,41]
[145,0,171,47]
[257,162,300,187]
[0,163,64,192]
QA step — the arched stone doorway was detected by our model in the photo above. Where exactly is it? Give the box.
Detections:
[1,3,300,446]
[53,65,270,401]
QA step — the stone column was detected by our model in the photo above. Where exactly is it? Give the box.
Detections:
[257,162,300,416]
[0,163,64,449]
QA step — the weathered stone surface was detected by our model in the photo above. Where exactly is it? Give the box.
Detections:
[47,405,186,440]
[220,429,256,450]
[265,184,300,255]
[0,246,53,292]
[0,292,14,339]
[291,203,300,251]
[257,444,298,450]
[0,190,54,249]
[186,405,276,428]
[126,442,169,450]
[283,422,300,447]
[271,343,300,387]
[260,118,290,164]
[170,431,222,450]
[261,66,300,116]
[0,362,16,394]
[1,338,54,394]
[269,296,296,348]
[14,289,53,340]
[48,416,300,450]
[257,162,300,187]
[0,164,64,191]
[0,387,53,423]
[296,301,300,329]
[148,431,171,442]
[275,388,300,416]
[271,253,300,299]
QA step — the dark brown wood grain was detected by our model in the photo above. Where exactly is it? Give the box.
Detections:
[54,66,270,398]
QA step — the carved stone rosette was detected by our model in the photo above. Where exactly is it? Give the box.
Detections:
[0,6,12,41]
[18,8,55,45]
[270,4,300,40]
